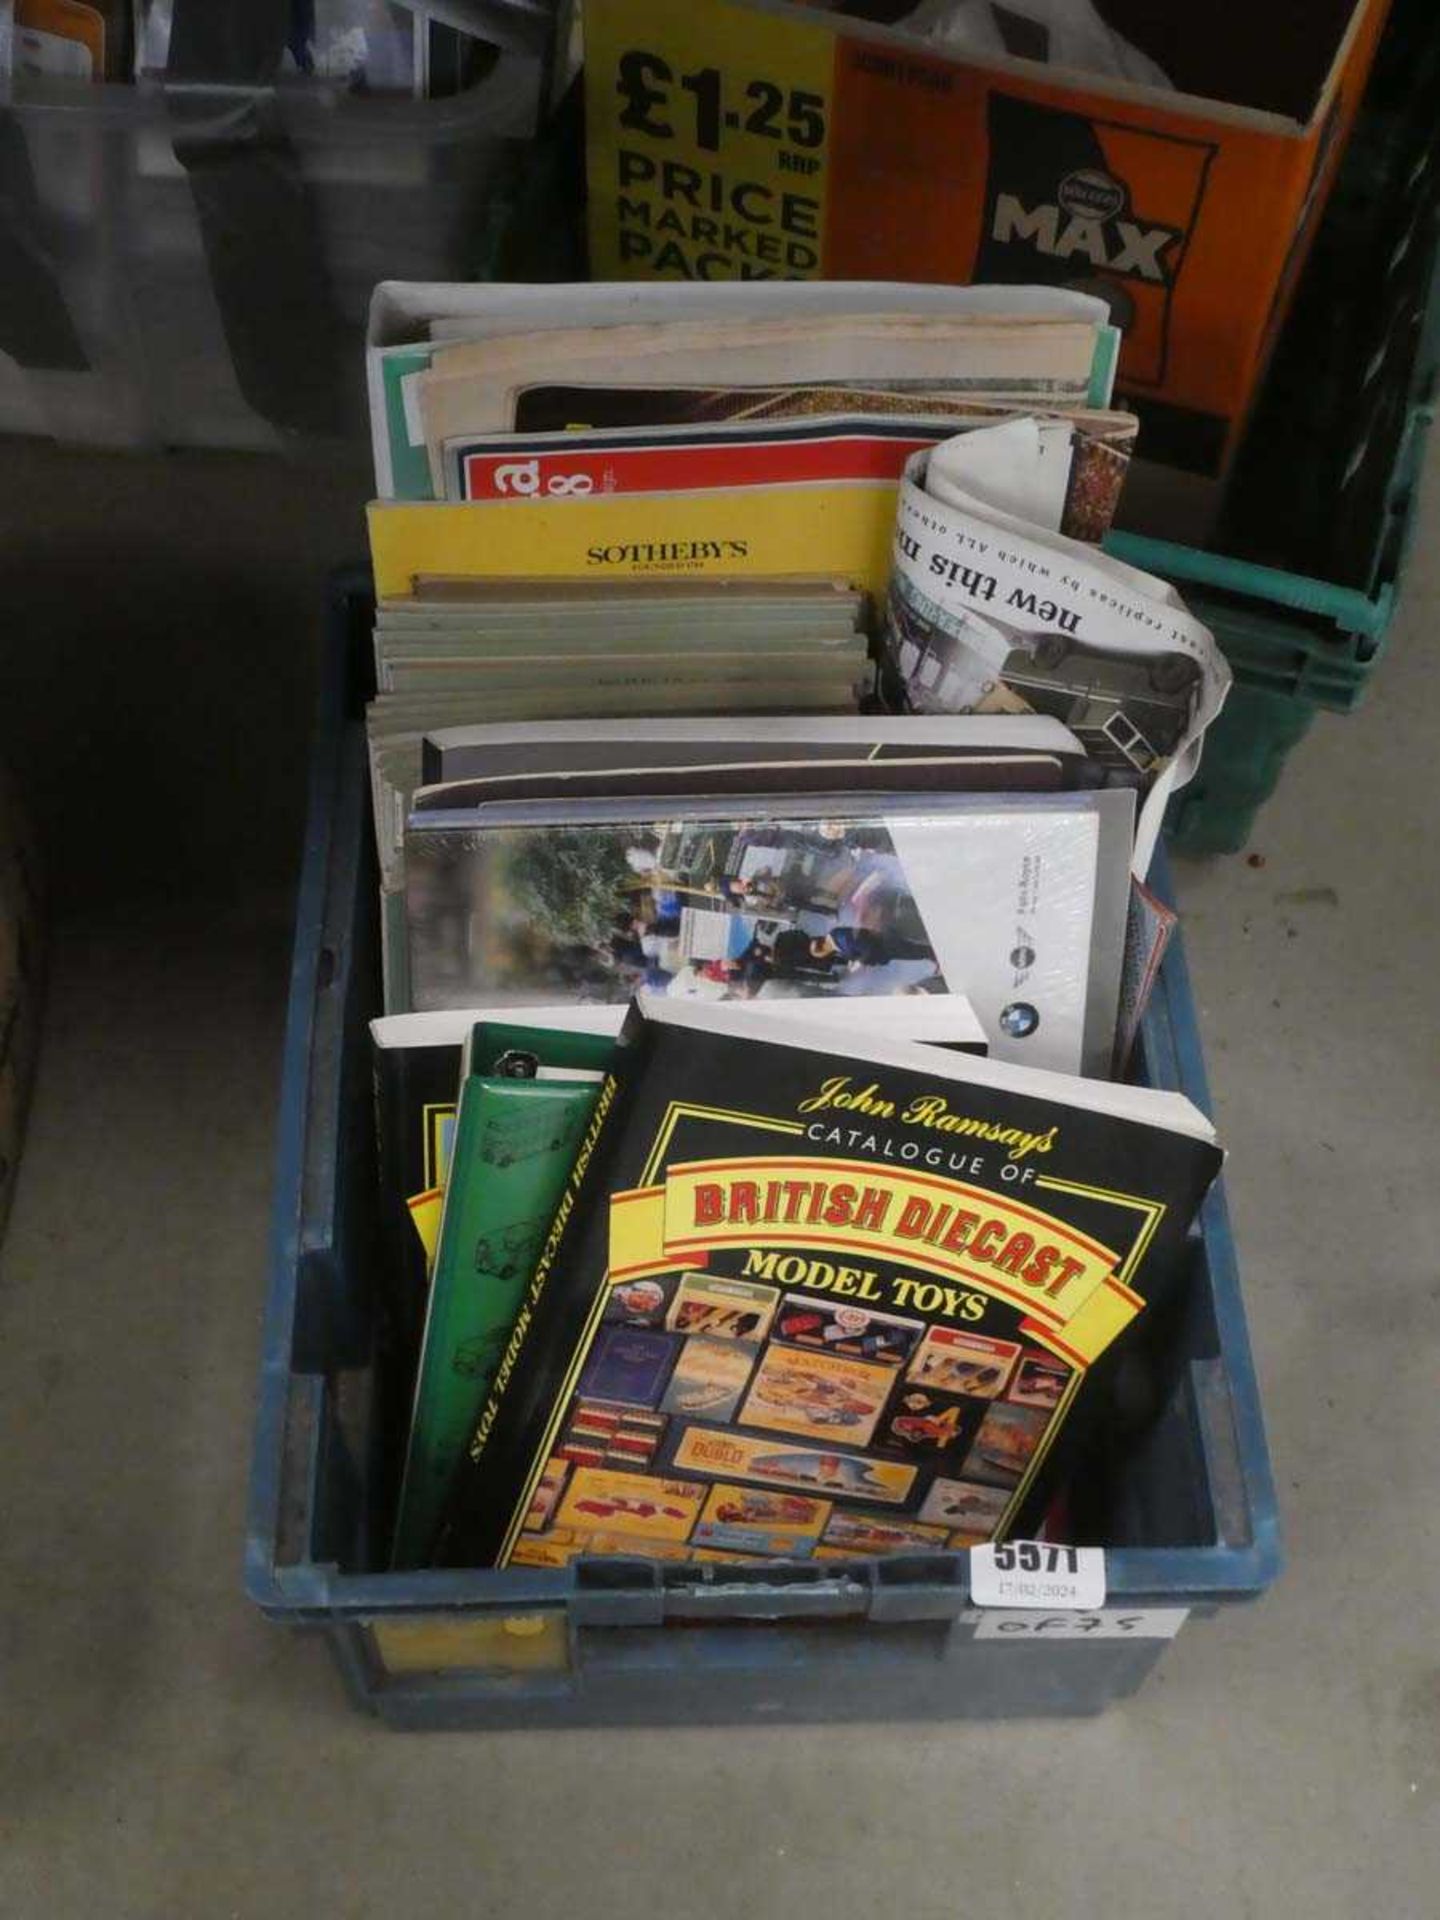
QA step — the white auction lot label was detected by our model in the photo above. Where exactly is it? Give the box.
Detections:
[970,1540,1107,1610]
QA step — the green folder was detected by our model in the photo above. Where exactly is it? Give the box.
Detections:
[390,1022,615,1568]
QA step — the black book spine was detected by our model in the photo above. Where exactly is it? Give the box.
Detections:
[374,1043,460,1358]
[374,1048,424,1358]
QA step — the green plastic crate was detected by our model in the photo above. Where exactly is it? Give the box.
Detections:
[1103,0,1440,852]
[1161,685,1320,857]
[1110,245,1439,715]
[1119,280,1436,851]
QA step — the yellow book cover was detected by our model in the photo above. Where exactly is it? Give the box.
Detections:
[366,485,897,601]
[405,1187,444,1269]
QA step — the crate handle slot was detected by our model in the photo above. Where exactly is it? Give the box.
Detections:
[569,1554,971,1626]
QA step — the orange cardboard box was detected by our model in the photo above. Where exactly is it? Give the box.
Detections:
[585,0,1392,489]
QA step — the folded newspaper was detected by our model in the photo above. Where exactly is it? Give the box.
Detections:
[880,418,1230,875]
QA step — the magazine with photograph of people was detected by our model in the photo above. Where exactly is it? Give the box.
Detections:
[403,790,1134,1074]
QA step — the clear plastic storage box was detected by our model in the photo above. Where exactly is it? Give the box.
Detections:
[0,8,553,450]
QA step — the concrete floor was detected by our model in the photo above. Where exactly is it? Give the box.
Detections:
[0,437,1436,1918]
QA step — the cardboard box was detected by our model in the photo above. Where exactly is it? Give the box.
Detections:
[584,0,1392,492]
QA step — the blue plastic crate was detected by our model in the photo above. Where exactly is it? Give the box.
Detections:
[244,574,1281,1729]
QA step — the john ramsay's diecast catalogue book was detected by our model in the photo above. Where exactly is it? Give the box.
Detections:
[434,1001,1220,1569]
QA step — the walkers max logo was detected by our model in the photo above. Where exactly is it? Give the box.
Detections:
[993,170,1177,280]
[973,94,1218,388]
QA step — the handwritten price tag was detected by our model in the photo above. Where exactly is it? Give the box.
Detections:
[972,1608,1188,1641]
[970,1540,1107,1610]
